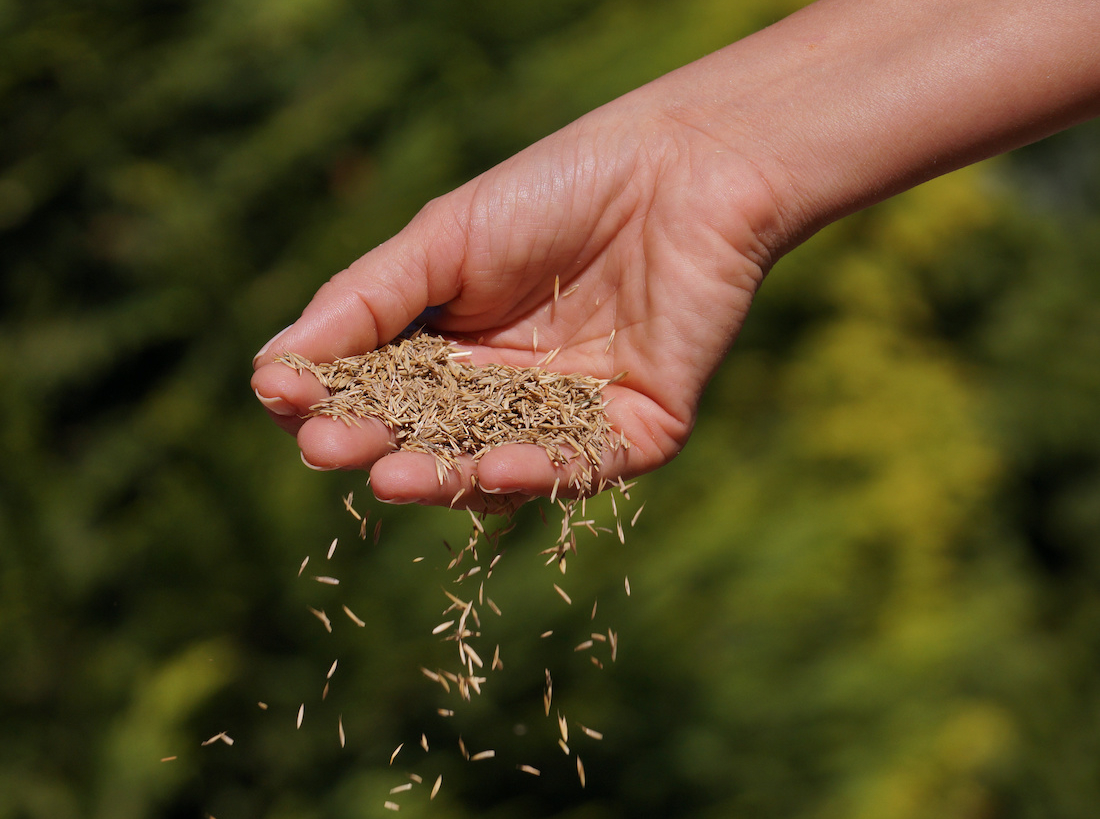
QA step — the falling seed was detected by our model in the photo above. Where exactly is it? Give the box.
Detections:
[359,517,368,539]
[390,743,404,765]
[458,736,469,759]
[201,732,233,746]
[553,584,572,605]
[591,599,598,619]
[258,702,268,710]
[617,518,625,544]
[327,538,338,559]
[160,756,177,762]
[470,750,496,761]
[322,681,330,700]
[408,774,423,784]
[540,630,553,638]
[487,598,502,616]
[579,724,604,740]
[298,556,309,577]
[389,783,413,794]
[413,556,424,563]
[550,477,560,504]
[296,704,305,729]
[630,502,645,527]
[577,756,586,787]
[574,640,594,652]
[432,620,454,635]
[308,607,332,632]
[467,507,484,534]
[373,520,383,545]
[338,715,346,747]
[591,656,604,668]
[430,775,442,800]
[342,604,366,627]
[518,764,541,776]
[327,659,339,679]
[492,644,503,671]
[558,738,570,755]
[449,488,465,508]
[314,575,340,585]
[343,493,361,521]
[420,733,429,752]
[558,713,569,743]
[384,801,400,811]
[437,708,454,717]
[624,576,631,596]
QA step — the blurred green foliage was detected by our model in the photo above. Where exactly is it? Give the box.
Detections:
[3,0,1100,817]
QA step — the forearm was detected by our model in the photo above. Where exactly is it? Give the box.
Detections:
[643,0,1100,253]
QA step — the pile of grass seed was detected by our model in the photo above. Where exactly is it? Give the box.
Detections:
[276,332,618,494]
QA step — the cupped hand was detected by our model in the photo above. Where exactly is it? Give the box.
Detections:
[251,82,785,507]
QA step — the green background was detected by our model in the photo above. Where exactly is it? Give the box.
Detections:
[3,0,1100,816]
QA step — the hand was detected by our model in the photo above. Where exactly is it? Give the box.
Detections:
[251,89,783,507]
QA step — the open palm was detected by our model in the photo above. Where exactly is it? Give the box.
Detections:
[251,88,781,507]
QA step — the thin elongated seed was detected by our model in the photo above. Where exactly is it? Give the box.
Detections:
[343,493,362,521]
[373,519,382,545]
[558,713,569,743]
[384,801,400,811]
[553,584,572,605]
[201,732,233,747]
[432,620,454,635]
[314,575,340,585]
[577,756,586,787]
[458,736,468,759]
[540,630,554,638]
[487,598,502,616]
[258,701,269,710]
[309,607,332,632]
[562,282,581,298]
[579,724,604,740]
[420,733,429,752]
[574,639,594,652]
[296,704,305,729]
[518,764,541,776]
[624,576,631,596]
[160,756,177,762]
[554,275,560,303]
[327,659,338,679]
[338,715,346,747]
[591,599,598,620]
[342,604,366,627]
[631,501,646,527]
[470,750,495,761]
[408,774,423,784]
[430,775,442,800]
[492,644,503,671]
[322,681,330,700]
[298,556,309,577]
[327,537,338,559]
[389,783,413,794]
[558,738,570,755]
[390,743,403,765]
[604,328,616,353]
[532,326,538,353]
[437,708,454,717]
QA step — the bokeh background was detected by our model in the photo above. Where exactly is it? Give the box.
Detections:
[3,1,1100,817]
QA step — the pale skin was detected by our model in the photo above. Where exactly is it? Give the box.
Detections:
[251,0,1100,509]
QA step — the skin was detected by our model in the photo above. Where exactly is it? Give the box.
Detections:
[251,0,1100,508]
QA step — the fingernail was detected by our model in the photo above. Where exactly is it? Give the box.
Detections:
[301,451,335,471]
[253,324,293,366]
[254,388,297,416]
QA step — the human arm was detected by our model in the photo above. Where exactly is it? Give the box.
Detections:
[251,0,1100,506]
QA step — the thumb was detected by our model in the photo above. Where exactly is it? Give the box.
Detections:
[253,195,468,367]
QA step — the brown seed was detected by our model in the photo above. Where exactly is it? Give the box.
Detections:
[258,701,269,710]
[630,501,645,527]
[309,607,332,632]
[558,738,570,755]
[160,756,177,762]
[574,639,594,652]
[373,519,383,545]
[420,733,429,752]
[298,556,309,577]
[518,764,541,776]
[577,756,586,787]
[579,724,604,740]
[390,743,404,765]
[430,774,442,800]
[342,605,366,627]
[553,584,572,605]
[470,749,495,761]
